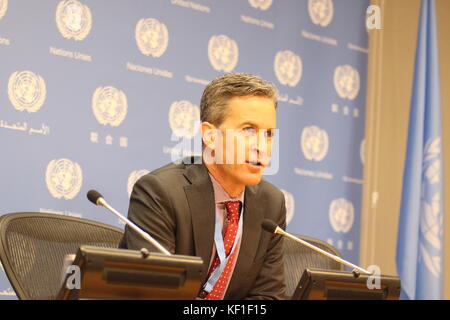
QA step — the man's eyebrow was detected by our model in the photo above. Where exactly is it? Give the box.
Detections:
[239,121,259,128]
[238,121,276,130]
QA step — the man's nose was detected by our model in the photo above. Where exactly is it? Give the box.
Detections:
[250,138,270,157]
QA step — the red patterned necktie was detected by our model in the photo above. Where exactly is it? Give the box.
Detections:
[205,200,241,300]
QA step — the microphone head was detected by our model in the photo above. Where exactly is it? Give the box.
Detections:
[261,219,278,234]
[87,189,103,206]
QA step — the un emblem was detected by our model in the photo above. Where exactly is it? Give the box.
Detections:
[274,50,302,87]
[248,0,273,10]
[45,158,83,200]
[308,0,334,27]
[208,35,239,72]
[127,170,150,198]
[300,125,329,162]
[420,193,442,277]
[0,0,7,19]
[92,86,128,127]
[419,138,443,277]
[280,189,295,225]
[423,138,441,185]
[334,65,360,100]
[8,71,46,113]
[56,0,92,41]
[135,18,169,58]
[169,100,200,139]
[329,198,354,233]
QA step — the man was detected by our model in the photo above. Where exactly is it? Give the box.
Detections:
[119,73,286,300]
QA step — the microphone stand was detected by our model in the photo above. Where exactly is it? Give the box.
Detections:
[95,196,172,256]
[273,225,371,277]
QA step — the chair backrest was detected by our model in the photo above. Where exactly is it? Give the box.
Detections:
[0,212,124,300]
[283,234,344,298]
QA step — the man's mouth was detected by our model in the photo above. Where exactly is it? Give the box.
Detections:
[245,160,266,167]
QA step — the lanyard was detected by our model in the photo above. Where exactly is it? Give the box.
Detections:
[203,205,243,293]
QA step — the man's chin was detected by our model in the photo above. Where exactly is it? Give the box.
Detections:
[240,174,263,186]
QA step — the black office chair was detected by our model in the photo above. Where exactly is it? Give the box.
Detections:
[283,234,344,298]
[0,212,124,300]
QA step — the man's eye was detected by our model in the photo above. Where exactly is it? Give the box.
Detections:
[265,129,276,138]
[241,127,257,135]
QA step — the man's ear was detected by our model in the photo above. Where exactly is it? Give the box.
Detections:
[201,122,218,149]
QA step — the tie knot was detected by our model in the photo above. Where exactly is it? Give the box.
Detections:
[224,200,241,221]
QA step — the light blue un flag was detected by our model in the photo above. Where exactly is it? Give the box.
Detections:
[396,0,444,300]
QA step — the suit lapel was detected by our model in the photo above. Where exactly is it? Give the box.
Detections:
[183,162,264,296]
[225,184,262,298]
[183,163,215,283]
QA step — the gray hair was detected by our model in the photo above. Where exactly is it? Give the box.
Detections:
[200,73,278,126]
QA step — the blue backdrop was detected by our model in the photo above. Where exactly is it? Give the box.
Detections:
[0,0,368,298]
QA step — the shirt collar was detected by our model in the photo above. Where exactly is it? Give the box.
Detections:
[208,172,245,204]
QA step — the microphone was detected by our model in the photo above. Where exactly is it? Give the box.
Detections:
[261,219,280,234]
[261,219,371,276]
[87,189,171,256]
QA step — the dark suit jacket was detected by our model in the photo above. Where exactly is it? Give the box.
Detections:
[119,159,287,300]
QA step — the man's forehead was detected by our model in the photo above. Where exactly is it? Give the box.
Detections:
[225,98,276,126]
